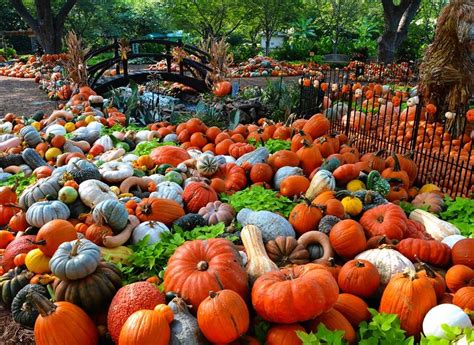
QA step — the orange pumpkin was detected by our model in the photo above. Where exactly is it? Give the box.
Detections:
[289,201,323,235]
[333,293,371,328]
[149,146,190,167]
[359,203,407,241]
[182,182,218,213]
[302,114,330,139]
[252,264,338,323]
[213,81,232,97]
[379,270,437,336]
[35,220,77,257]
[269,150,300,170]
[197,290,249,344]
[297,140,323,175]
[337,259,380,298]
[266,324,305,345]
[309,308,357,344]
[329,220,367,260]
[135,198,185,224]
[250,163,274,184]
[445,265,473,292]
[280,176,310,198]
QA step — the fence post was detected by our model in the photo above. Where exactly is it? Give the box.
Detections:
[345,85,353,136]
[410,95,423,152]
[113,38,120,75]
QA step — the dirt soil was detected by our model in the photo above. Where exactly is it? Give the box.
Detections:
[0,76,57,117]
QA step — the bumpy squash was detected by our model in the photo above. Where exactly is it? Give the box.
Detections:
[11,284,49,327]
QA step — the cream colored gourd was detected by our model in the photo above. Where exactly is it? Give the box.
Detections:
[305,170,336,201]
[99,161,134,183]
[241,225,278,284]
[422,304,472,338]
[409,209,460,241]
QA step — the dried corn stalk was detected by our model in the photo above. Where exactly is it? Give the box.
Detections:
[199,37,233,86]
[64,31,89,87]
[418,0,473,136]
[119,39,131,61]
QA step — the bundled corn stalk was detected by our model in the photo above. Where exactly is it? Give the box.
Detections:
[64,31,90,88]
[418,0,473,136]
[199,37,233,86]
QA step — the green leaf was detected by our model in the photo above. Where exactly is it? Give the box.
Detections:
[297,324,346,345]
[221,186,296,217]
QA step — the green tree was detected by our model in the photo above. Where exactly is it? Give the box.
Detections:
[163,0,251,40]
[9,0,79,53]
[246,0,300,55]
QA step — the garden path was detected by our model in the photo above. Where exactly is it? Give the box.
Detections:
[0,76,56,117]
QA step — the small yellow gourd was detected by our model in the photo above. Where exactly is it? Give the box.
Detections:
[341,196,363,216]
[25,248,51,274]
[347,180,366,192]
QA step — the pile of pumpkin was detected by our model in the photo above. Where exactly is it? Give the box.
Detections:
[345,61,414,83]
[319,83,474,196]
[0,97,473,345]
[0,54,68,79]
[229,56,327,78]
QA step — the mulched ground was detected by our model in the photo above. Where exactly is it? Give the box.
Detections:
[0,306,35,345]
[0,77,57,118]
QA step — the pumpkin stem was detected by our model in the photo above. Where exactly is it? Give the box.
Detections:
[355,261,366,268]
[391,152,402,172]
[402,268,418,280]
[414,255,436,278]
[70,239,82,256]
[28,291,56,317]
[208,291,218,299]
[197,260,209,271]
[374,149,385,157]
[327,257,336,267]
[29,239,46,246]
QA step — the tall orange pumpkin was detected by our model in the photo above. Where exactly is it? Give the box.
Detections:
[289,201,322,235]
[164,238,248,310]
[297,140,323,175]
[379,270,437,336]
[197,290,249,344]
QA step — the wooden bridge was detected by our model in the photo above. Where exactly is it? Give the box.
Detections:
[85,39,212,94]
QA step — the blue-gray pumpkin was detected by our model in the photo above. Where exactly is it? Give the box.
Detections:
[92,199,129,233]
[237,208,295,242]
[25,200,70,228]
[49,239,101,280]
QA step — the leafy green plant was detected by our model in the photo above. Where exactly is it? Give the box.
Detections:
[0,172,37,196]
[253,318,271,344]
[109,223,228,284]
[297,324,346,345]
[221,186,296,217]
[398,200,430,215]
[440,197,474,237]
[358,308,414,345]
[261,78,300,122]
[249,138,291,153]
[421,324,474,344]
[133,139,177,156]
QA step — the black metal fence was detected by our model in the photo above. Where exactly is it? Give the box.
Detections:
[298,73,473,197]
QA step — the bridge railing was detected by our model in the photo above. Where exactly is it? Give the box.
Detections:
[85,38,212,92]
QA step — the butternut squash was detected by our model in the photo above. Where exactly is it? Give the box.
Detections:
[241,225,278,284]
[102,215,139,248]
[409,209,460,241]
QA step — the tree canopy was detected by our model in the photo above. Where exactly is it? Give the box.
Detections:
[1,0,449,62]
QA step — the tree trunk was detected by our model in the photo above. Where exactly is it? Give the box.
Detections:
[264,33,271,55]
[377,0,421,64]
[9,0,78,54]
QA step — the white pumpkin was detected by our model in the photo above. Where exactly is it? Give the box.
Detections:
[356,247,415,284]
[187,149,203,159]
[221,155,236,164]
[148,174,166,185]
[196,155,220,176]
[131,221,170,245]
[441,235,466,248]
[99,161,134,183]
[163,133,178,143]
[121,154,139,163]
[86,121,103,132]
[79,180,118,208]
[26,200,70,228]
[422,304,472,338]
[149,181,183,206]
[94,135,114,151]
[45,124,67,137]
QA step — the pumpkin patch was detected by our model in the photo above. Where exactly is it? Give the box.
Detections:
[0,66,472,344]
